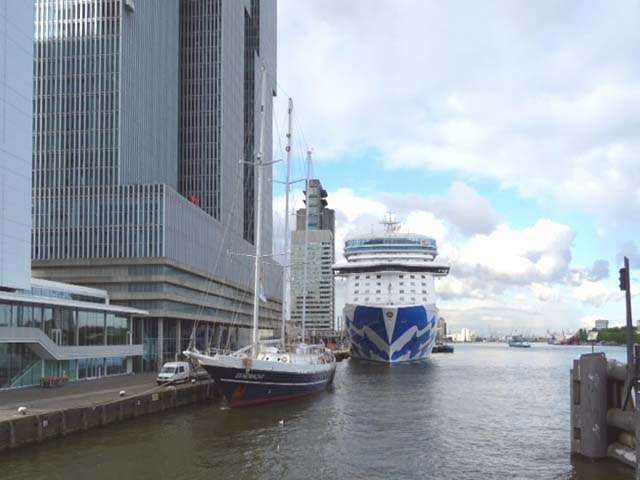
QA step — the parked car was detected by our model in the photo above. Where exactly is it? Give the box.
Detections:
[156,361,194,385]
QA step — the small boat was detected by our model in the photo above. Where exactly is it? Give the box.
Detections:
[508,336,531,348]
[432,344,454,353]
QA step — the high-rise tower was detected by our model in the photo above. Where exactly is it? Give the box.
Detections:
[0,1,33,291]
[291,179,335,333]
[32,0,280,370]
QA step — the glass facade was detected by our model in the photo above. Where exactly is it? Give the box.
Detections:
[0,301,130,348]
[242,0,260,244]
[179,0,222,221]
[0,344,41,389]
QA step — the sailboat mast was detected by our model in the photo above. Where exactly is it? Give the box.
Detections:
[301,148,312,341]
[252,65,268,355]
[281,98,293,346]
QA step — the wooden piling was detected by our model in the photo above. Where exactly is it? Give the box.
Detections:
[579,353,608,458]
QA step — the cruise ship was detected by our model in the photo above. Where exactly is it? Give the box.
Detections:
[333,217,449,363]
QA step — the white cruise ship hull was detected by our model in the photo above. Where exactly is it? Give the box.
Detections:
[343,303,438,363]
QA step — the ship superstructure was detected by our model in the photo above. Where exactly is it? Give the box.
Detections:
[333,217,449,362]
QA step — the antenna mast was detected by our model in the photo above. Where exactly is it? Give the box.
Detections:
[302,148,312,341]
[251,65,268,356]
[281,98,293,346]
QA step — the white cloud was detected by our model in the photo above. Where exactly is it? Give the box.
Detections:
[382,182,501,236]
[531,283,562,302]
[572,280,621,307]
[278,0,640,221]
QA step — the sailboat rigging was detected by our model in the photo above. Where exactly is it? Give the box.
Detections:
[184,66,336,407]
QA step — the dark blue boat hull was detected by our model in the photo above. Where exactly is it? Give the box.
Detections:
[202,364,336,407]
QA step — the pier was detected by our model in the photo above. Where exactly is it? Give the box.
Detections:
[571,349,640,473]
[0,374,219,452]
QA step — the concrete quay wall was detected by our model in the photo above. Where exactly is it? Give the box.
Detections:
[0,381,218,452]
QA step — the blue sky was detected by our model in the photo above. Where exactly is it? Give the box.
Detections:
[272,0,640,335]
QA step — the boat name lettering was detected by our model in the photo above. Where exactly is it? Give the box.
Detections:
[235,372,265,380]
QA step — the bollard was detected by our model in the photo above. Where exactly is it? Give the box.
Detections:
[579,352,608,458]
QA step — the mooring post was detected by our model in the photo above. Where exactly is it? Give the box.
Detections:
[636,382,640,480]
[635,344,640,479]
[570,359,580,454]
[579,352,608,458]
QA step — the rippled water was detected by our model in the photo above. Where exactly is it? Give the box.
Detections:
[3,344,635,480]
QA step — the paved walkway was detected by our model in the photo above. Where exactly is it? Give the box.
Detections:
[0,373,202,421]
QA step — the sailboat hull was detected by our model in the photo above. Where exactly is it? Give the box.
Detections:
[202,363,336,407]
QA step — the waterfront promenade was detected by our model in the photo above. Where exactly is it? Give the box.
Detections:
[0,374,163,421]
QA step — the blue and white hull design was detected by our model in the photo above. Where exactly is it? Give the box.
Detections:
[344,303,438,363]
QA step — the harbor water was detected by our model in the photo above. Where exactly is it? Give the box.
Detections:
[2,343,634,479]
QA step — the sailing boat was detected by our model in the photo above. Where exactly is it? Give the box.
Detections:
[185,69,336,407]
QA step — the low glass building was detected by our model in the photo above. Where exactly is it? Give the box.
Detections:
[0,278,146,389]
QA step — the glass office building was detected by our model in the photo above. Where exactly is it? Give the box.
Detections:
[0,278,145,389]
[31,0,282,371]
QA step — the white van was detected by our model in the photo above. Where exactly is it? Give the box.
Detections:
[156,361,193,385]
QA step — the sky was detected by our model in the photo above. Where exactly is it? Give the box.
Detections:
[270,0,640,336]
